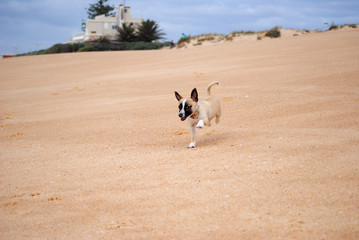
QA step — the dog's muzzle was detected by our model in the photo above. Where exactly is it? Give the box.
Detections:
[179,113,186,121]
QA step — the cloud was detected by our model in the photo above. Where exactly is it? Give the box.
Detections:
[0,0,87,26]
[0,0,89,53]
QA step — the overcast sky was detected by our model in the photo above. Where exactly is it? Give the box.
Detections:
[1,0,358,54]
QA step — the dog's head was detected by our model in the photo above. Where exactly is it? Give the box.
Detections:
[174,88,198,121]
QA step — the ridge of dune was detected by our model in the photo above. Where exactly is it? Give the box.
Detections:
[1,28,359,239]
[173,26,357,49]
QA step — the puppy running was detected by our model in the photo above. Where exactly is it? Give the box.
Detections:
[174,81,221,148]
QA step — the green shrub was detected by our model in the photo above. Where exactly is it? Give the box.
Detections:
[176,36,191,48]
[345,24,357,28]
[43,43,73,54]
[265,27,281,38]
[328,23,338,31]
[225,35,233,41]
[121,41,167,50]
[232,30,256,36]
[93,42,122,51]
[70,43,85,52]
[78,44,98,52]
[197,35,215,42]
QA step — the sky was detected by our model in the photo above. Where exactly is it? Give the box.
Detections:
[0,0,358,54]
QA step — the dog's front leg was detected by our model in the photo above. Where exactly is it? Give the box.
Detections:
[196,118,210,128]
[187,125,196,148]
[196,119,204,128]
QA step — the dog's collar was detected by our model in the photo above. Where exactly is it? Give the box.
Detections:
[190,110,199,119]
[190,103,200,119]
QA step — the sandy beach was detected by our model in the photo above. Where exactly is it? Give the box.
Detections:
[1,28,359,239]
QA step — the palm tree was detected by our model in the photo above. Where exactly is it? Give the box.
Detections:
[116,23,137,42]
[136,19,165,42]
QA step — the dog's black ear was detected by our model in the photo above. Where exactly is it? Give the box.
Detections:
[191,88,198,102]
[174,91,182,101]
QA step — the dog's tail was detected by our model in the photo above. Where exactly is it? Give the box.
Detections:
[206,81,219,96]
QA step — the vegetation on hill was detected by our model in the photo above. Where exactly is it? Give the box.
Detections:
[328,23,357,31]
[116,23,137,42]
[16,24,358,56]
[135,19,166,42]
[175,24,358,48]
[16,40,171,56]
[175,27,281,48]
[265,27,281,38]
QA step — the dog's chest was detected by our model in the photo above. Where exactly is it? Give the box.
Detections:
[187,117,199,126]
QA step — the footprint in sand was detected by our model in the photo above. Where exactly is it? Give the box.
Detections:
[9,132,24,138]
[222,97,233,102]
[4,193,41,207]
[1,113,13,120]
[66,86,86,93]
[4,202,17,207]
[204,129,216,136]
[47,197,61,201]
[193,72,207,82]
[172,129,188,135]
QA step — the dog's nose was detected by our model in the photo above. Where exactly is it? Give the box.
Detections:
[179,113,184,118]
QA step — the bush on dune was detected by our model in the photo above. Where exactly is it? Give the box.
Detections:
[43,43,73,54]
[265,27,281,38]
[176,36,191,48]
[78,44,97,52]
[16,41,170,56]
[328,23,358,31]
[328,23,339,31]
[121,41,169,50]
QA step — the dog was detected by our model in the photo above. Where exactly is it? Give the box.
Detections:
[174,81,221,148]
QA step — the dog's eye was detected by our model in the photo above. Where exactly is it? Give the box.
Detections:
[178,104,182,109]
[186,105,191,109]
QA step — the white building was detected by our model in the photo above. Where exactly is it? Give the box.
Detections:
[72,4,143,42]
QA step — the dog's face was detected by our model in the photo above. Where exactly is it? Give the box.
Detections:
[174,88,198,121]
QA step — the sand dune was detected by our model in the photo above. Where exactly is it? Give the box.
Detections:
[1,28,359,239]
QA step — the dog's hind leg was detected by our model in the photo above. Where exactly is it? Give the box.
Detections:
[215,114,220,124]
[204,118,211,127]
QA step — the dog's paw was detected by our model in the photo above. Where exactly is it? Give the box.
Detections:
[187,142,196,148]
[196,120,204,128]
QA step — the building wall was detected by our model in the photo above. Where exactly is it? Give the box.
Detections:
[118,5,143,27]
[85,15,117,40]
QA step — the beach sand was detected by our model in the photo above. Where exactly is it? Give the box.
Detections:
[1,28,359,239]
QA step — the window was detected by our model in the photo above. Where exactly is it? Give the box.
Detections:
[104,23,109,29]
